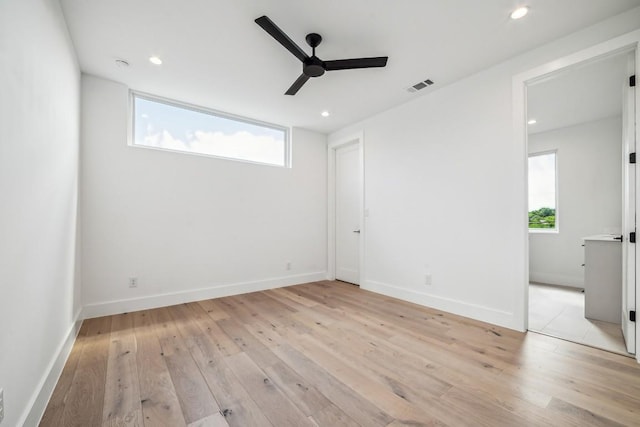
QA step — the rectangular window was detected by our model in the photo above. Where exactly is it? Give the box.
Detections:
[131,92,290,167]
[528,151,557,231]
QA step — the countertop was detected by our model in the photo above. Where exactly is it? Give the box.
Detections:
[583,234,622,242]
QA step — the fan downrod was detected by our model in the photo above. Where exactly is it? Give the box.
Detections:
[303,33,325,77]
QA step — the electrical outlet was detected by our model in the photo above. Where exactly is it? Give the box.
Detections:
[128,277,138,288]
[286,261,292,271]
[0,388,4,424]
[424,274,432,286]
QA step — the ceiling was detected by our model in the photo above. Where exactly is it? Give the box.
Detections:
[59,0,640,134]
[527,52,630,134]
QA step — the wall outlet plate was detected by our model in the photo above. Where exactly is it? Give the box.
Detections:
[128,277,138,288]
[424,274,432,286]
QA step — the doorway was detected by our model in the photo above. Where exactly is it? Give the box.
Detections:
[514,33,639,360]
[328,133,364,286]
[526,52,633,355]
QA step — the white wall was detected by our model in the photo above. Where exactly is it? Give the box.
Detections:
[81,75,327,317]
[529,117,622,288]
[0,0,81,426]
[329,9,640,329]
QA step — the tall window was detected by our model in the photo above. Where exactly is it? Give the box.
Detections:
[131,92,290,167]
[528,151,557,230]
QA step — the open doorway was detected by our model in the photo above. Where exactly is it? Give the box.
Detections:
[524,51,636,356]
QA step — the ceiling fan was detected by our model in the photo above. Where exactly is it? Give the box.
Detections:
[255,15,389,95]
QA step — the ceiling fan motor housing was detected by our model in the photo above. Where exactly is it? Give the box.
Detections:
[303,56,325,77]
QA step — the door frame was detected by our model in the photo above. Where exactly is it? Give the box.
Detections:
[622,51,637,353]
[513,29,640,360]
[327,131,365,285]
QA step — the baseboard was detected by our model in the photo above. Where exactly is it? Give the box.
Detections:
[362,280,517,330]
[82,271,327,319]
[529,271,583,288]
[21,311,83,427]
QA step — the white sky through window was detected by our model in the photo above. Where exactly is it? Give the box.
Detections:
[528,152,556,211]
[133,95,288,167]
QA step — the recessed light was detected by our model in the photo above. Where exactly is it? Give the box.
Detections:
[321,111,330,117]
[510,6,529,20]
[149,56,163,65]
[115,59,129,68]
[528,119,537,125]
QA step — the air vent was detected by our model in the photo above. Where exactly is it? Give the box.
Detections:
[407,78,434,93]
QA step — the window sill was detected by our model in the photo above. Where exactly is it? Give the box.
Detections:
[529,228,559,234]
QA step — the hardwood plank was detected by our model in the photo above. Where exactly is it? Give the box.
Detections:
[224,351,315,427]
[195,298,231,321]
[309,318,452,398]
[211,296,258,324]
[385,420,447,427]
[215,317,281,367]
[241,290,298,315]
[186,302,243,357]
[236,296,315,340]
[267,287,319,308]
[57,316,112,427]
[310,403,361,427]
[546,397,625,427]
[41,281,640,427]
[188,333,274,427]
[132,310,186,427]
[262,361,331,416]
[439,385,548,426]
[178,303,274,427]
[272,344,394,427]
[187,412,230,427]
[241,317,291,349]
[388,329,505,381]
[102,313,143,426]
[289,330,450,425]
[169,303,215,338]
[334,312,553,414]
[150,307,220,424]
[501,362,640,425]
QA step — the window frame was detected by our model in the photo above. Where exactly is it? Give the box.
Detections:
[528,149,559,234]
[129,90,291,168]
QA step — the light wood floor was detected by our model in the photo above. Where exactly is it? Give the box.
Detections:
[40,281,640,427]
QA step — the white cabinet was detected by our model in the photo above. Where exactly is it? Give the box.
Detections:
[583,235,622,323]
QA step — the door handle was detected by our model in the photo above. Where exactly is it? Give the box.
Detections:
[352,229,361,233]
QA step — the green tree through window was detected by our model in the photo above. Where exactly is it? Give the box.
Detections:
[528,151,557,230]
[528,207,555,228]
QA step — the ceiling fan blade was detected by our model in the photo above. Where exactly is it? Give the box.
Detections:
[324,57,388,71]
[255,16,309,62]
[285,74,311,95]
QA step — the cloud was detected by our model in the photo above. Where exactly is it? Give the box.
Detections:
[140,129,285,165]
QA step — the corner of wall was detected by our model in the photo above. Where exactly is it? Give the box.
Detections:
[20,313,83,427]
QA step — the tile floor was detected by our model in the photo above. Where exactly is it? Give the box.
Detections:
[528,282,632,356]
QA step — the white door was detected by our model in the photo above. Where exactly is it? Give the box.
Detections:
[622,53,636,354]
[335,143,361,285]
